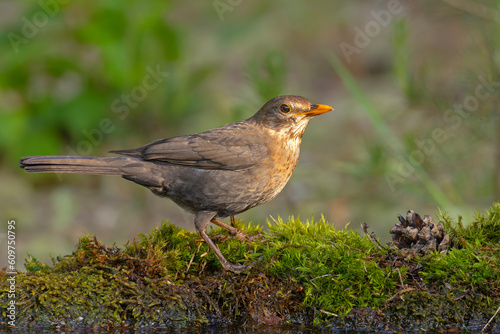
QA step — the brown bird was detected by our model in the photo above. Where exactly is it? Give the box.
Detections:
[20,95,333,273]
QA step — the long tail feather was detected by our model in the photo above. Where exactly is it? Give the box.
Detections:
[20,156,128,175]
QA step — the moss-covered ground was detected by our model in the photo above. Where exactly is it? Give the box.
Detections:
[1,204,500,331]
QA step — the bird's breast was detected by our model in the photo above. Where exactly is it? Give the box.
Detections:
[255,131,302,201]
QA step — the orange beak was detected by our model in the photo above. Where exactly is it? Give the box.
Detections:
[294,104,333,118]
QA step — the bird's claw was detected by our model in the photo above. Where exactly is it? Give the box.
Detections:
[222,261,255,274]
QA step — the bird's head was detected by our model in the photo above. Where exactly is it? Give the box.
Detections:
[250,95,333,138]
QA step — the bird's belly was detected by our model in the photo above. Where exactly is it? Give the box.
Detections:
[162,164,293,217]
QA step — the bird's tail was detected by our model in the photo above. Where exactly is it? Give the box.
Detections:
[20,156,129,175]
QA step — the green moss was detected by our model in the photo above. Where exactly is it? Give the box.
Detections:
[1,230,208,327]
[419,246,500,292]
[258,216,400,317]
[440,203,500,246]
[1,205,500,330]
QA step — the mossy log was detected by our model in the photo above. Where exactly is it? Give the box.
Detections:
[2,204,500,331]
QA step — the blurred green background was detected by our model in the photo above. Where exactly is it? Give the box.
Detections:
[1,0,499,266]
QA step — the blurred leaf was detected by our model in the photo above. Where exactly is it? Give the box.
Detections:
[82,8,127,44]
[392,18,425,104]
[392,19,411,99]
[246,50,287,101]
[20,128,62,156]
[57,92,109,138]
[100,42,132,86]
[0,111,27,155]
[154,23,180,62]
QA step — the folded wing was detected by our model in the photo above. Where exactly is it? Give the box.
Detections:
[110,123,268,171]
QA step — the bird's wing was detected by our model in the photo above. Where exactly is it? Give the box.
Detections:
[110,123,269,170]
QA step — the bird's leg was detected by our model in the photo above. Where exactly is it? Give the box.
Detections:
[195,211,253,273]
[230,215,236,227]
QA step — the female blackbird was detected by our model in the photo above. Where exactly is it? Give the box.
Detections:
[21,95,333,273]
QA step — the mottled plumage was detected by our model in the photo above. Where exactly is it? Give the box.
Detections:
[20,95,333,272]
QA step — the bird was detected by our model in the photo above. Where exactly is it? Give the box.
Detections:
[20,95,333,273]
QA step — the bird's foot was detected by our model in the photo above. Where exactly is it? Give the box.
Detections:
[231,228,262,242]
[211,218,262,242]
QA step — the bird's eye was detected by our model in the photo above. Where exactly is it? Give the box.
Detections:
[280,104,291,113]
